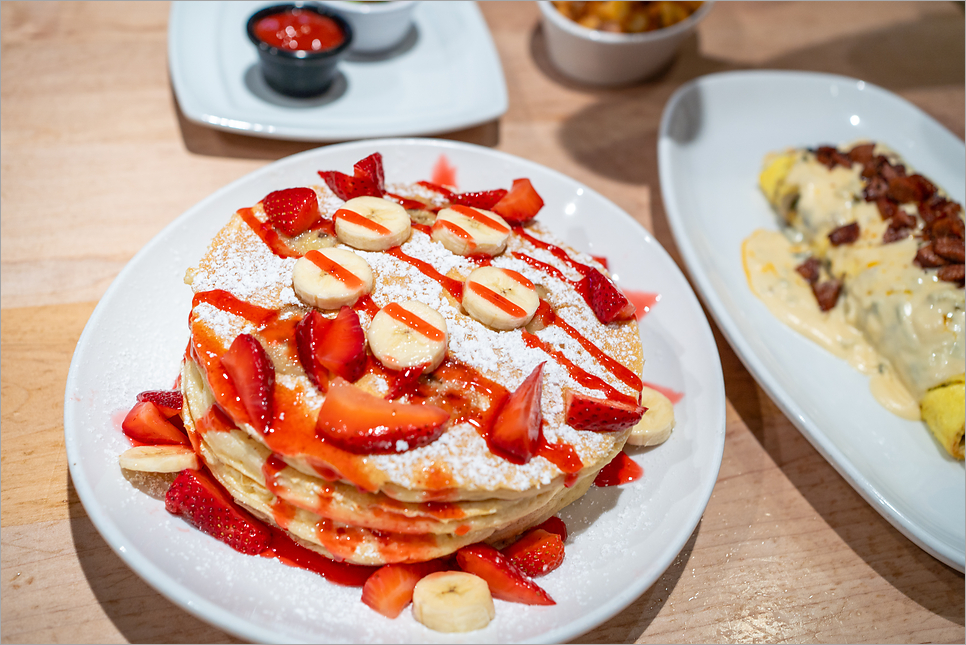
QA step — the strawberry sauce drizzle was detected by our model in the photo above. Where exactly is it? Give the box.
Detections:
[239,207,300,258]
[642,381,685,404]
[192,289,277,327]
[467,281,527,317]
[450,204,510,233]
[623,289,660,321]
[521,331,638,407]
[383,302,445,341]
[305,249,365,289]
[261,525,377,586]
[411,222,433,235]
[514,226,592,278]
[334,208,391,234]
[593,451,643,487]
[549,312,643,392]
[432,219,476,252]
[385,247,464,301]
[352,294,381,318]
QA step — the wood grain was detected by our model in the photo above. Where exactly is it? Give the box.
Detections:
[1,1,963,643]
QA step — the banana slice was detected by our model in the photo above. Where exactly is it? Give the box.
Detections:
[462,266,539,330]
[367,300,448,372]
[431,205,511,256]
[334,196,411,251]
[292,247,374,310]
[626,385,675,446]
[118,445,199,472]
[412,571,495,633]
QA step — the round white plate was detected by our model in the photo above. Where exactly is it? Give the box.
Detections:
[64,139,726,643]
[659,70,965,572]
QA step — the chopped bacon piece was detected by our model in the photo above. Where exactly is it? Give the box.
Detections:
[919,195,963,226]
[934,237,966,264]
[887,174,935,204]
[814,146,852,169]
[929,214,965,241]
[874,197,898,219]
[828,222,860,246]
[863,175,889,201]
[811,279,842,312]
[848,143,876,165]
[795,256,821,284]
[914,243,947,268]
[890,208,918,230]
[882,225,911,244]
[938,263,965,285]
[879,159,907,182]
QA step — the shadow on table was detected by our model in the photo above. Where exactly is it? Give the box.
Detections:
[68,473,242,644]
[170,87,502,162]
[571,523,699,644]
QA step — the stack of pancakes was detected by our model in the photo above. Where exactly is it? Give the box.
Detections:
[181,178,644,566]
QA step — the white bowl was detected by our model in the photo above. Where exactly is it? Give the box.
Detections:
[538,0,714,86]
[316,1,418,54]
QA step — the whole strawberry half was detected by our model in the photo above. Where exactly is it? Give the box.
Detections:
[487,362,545,465]
[534,516,568,542]
[584,268,636,324]
[135,389,183,418]
[361,560,448,618]
[122,400,190,446]
[451,189,508,211]
[502,528,565,578]
[221,333,275,433]
[456,543,555,605]
[491,178,544,224]
[296,308,367,390]
[564,390,645,432]
[165,467,271,555]
[262,187,321,237]
[315,378,450,454]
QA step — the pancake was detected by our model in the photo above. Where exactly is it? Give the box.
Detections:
[180,158,646,565]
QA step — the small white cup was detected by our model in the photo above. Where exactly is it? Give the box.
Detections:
[538,1,714,86]
[316,1,419,54]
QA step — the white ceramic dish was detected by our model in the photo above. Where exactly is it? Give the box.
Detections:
[659,70,965,572]
[64,139,726,643]
[317,1,419,54]
[168,2,507,141]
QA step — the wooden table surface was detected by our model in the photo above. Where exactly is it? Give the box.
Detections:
[2,2,963,643]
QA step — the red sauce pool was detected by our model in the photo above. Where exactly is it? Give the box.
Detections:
[254,9,345,52]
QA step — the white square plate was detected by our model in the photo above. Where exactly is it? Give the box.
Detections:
[168,2,508,141]
[659,70,965,571]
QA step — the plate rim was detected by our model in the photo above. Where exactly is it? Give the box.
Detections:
[657,68,965,572]
[64,137,727,642]
[167,1,508,142]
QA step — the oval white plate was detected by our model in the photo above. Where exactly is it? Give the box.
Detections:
[659,70,965,572]
[64,139,726,643]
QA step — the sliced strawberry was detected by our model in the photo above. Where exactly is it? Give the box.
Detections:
[296,308,367,390]
[361,560,448,618]
[296,310,330,392]
[455,543,555,605]
[585,268,636,323]
[316,378,450,454]
[502,528,565,578]
[353,152,385,194]
[535,516,568,542]
[221,334,275,433]
[564,389,645,432]
[122,400,190,446]
[487,362,545,465]
[451,189,508,210]
[491,178,544,224]
[319,170,381,201]
[136,389,183,418]
[165,467,271,555]
[262,187,321,237]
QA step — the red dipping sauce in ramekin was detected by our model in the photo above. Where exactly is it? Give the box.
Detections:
[253,8,345,52]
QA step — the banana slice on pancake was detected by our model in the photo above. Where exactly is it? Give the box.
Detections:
[367,300,449,372]
[292,247,374,309]
[431,205,511,256]
[462,266,539,330]
[412,571,495,633]
[335,196,411,251]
